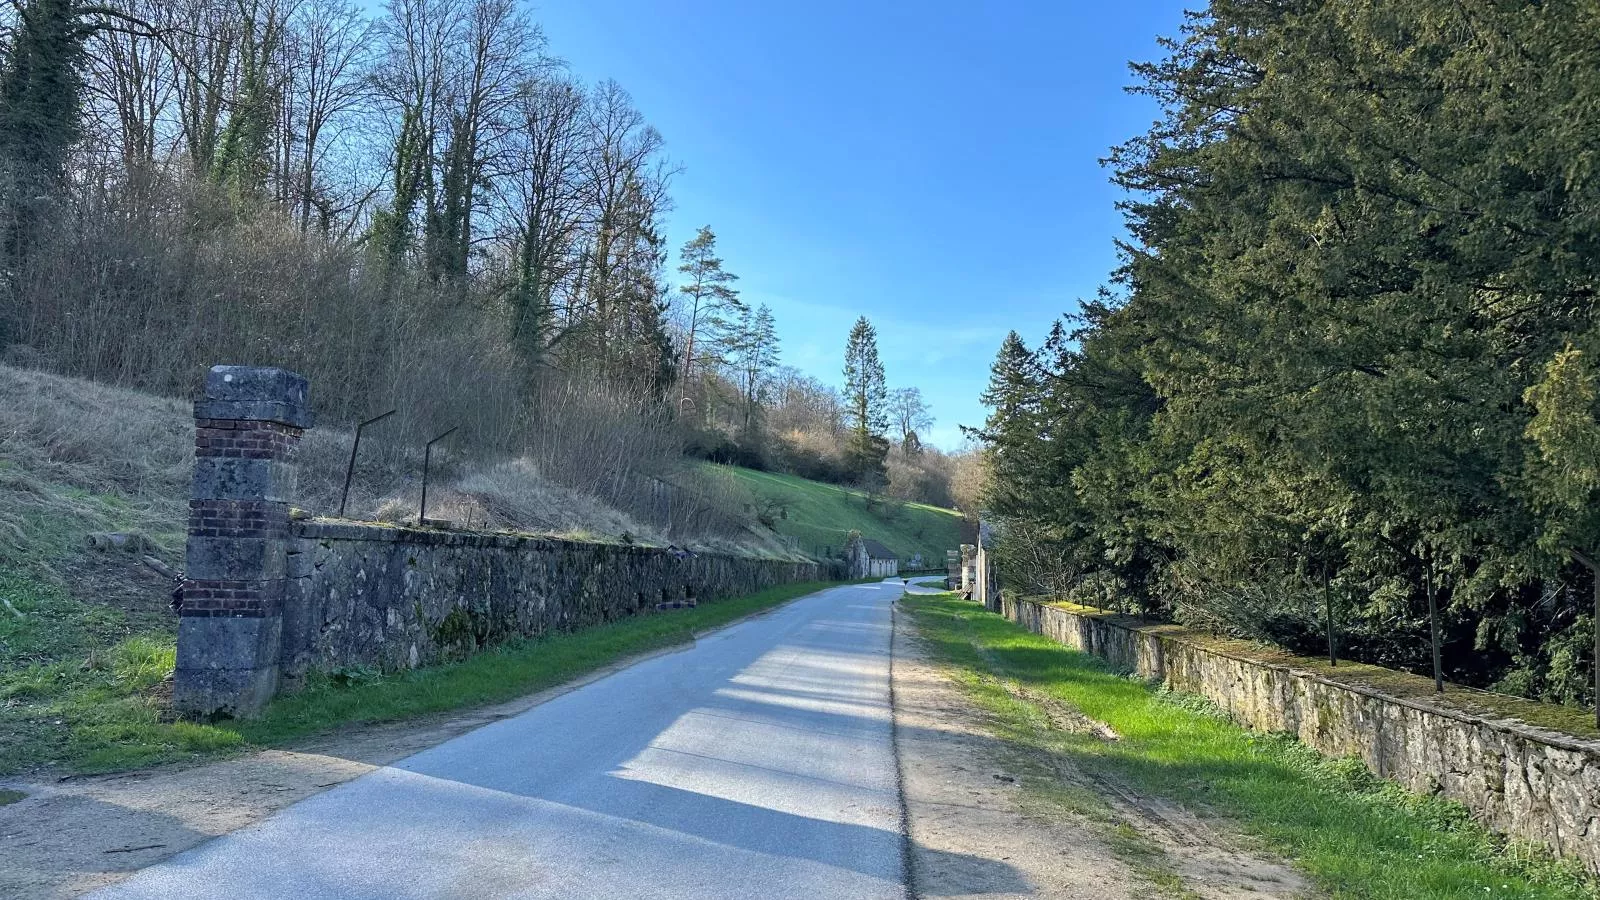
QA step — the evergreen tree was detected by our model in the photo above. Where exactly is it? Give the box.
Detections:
[675,225,742,409]
[842,316,889,485]
[977,0,1600,705]
[728,303,780,438]
[972,331,1041,518]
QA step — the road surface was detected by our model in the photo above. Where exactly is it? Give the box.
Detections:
[95,580,912,900]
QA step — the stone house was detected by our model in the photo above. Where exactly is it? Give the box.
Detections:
[844,534,900,578]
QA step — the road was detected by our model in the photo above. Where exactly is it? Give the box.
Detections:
[95,580,914,900]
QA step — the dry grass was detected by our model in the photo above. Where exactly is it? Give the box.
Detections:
[0,363,793,559]
[0,363,190,563]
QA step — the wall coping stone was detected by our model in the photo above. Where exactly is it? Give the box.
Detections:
[291,518,805,565]
[1036,599,1600,756]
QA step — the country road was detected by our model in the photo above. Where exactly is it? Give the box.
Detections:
[92,579,947,900]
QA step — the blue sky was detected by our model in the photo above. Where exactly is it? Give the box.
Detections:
[534,0,1191,450]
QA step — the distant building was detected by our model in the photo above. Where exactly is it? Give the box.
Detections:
[974,521,998,608]
[844,534,900,578]
[959,543,977,592]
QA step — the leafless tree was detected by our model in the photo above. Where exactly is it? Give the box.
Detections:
[279,0,372,230]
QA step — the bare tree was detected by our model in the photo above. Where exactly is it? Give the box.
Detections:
[573,79,669,362]
[889,386,934,453]
[279,0,372,230]
[425,0,536,285]
[495,69,585,366]
[369,0,457,265]
[84,0,174,173]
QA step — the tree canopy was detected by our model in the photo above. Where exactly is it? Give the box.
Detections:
[978,0,1600,709]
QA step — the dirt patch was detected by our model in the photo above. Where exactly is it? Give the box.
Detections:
[1002,680,1120,743]
[0,642,690,899]
[892,601,1316,899]
[57,551,179,631]
[893,604,1143,899]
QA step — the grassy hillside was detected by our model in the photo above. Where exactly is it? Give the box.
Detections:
[712,466,966,566]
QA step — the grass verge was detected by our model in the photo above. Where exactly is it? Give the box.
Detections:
[2,579,845,776]
[901,591,1600,900]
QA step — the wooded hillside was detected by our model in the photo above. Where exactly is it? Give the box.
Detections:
[0,0,970,526]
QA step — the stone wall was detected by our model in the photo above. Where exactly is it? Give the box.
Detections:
[989,593,1600,875]
[280,521,838,683]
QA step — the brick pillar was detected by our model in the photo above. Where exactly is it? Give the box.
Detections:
[174,366,311,718]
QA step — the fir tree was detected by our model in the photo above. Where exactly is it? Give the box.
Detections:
[842,316,889,485]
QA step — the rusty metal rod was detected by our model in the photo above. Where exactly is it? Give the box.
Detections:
[1571,548,1599,729]
[419,425,458,524]
[1425,549,1443,693]
[339,409,396,518]
[1325,566,1337,667]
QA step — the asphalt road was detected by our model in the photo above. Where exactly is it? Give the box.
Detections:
[95,579,913,900]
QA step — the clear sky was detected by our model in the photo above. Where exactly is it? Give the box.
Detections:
[534,0,1191,450]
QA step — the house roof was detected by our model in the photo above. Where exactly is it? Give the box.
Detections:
[860,538,898,560]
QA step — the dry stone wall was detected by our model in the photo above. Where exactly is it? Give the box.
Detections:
[990,594,1600,875]
[280,521,838,683]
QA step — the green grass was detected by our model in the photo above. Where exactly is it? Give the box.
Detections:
[712,465,965,564]
[1,580,845,776]
[902,591,1600,900]
[0,569,234,774]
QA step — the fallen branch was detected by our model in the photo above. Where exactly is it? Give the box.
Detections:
[142,555,178,581]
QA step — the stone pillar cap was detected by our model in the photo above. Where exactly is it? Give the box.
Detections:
[195,365,313,428]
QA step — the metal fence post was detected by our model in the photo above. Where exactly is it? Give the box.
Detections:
[419,425,458,524]
[339,409,396,518]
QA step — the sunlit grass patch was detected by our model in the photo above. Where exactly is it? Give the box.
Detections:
[712,465,963,562]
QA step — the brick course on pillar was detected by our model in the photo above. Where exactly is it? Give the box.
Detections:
[174,366,311,718]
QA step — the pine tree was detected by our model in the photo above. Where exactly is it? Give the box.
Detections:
[973,331,1042,518]
[675,226,742,411]
[842,316,889,485]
